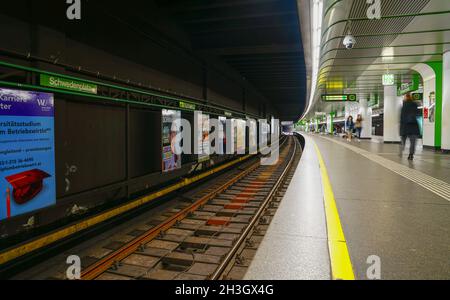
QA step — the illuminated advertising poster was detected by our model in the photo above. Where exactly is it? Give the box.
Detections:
[236,119,246,154]
[233,119,238,153]
[197,112,209,162]
[261,121,269,147]
[162,109,181,172]
[0,88,56,220]
[248,119,257,152]
[218,116,226,154]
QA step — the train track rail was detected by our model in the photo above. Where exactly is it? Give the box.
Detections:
[75,136,301,280]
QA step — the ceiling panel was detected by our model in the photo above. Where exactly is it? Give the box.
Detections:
[157,0,306,120]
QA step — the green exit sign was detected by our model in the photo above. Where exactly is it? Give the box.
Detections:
[382,74,395,86]
[412,93,423,101]
[179,101,196,110]
[321,94,357,102]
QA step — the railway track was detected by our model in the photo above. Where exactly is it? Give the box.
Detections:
[9,135,300,280]
[75,136,301,280]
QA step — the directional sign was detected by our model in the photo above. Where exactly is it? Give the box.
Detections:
[412,93,423,101]
[382,74,395,86]
[321,94,357,102]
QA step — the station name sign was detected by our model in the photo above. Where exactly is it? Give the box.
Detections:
[179,101,196,110]
[321,94,357,102]
[40,74,98,94]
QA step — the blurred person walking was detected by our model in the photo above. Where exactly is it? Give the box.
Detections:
[400,93,420,160]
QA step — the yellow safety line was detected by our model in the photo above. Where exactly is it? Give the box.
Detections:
[0,155,252,266]
[313,142,355,280]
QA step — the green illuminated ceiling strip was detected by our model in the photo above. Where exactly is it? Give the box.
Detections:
[319,84,400,90]
[319,52,443,69]
[319,77,414,83]
[318,83,390,87]
[319,68,416,77]
[319,88,385,92]
[0,80,186,111]
[318,74,413,82]
[318,70,417,81]
[0,61,188,102]
[319,85,385,89]
[0,60,254,119]
[318,80,393,86]
[321,28,450,51]
[320,61,434,71]
[319,72,415,76]
[321,10,450,41]
[319,68,416,73]
[320,42,450,60]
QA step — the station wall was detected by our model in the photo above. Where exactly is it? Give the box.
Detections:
[0,5,278,240]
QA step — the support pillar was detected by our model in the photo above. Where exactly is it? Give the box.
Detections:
[326,113,333,134]
[358,98,372,139]
[442,46,450,150]
[383,85,402,143]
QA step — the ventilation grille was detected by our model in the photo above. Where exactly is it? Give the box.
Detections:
[322,0,431,83]
[337,0,431,57]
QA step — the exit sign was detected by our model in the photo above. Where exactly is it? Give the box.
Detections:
[179,101,196,110]
[382,74,395,86]
[321,94,357,102]
[412,93,423,101]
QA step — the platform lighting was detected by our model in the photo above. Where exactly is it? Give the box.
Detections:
[382,47,395,62]
[303,0,323,120]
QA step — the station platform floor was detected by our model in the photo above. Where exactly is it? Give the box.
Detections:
[245,133,450,280]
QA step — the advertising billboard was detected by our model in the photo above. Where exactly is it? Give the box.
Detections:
[162,109,181,172]
[196,112,209,162]
[235,119,246,154]
[0,88,56,220]
[218,116,226,155]
[248,119,257,153]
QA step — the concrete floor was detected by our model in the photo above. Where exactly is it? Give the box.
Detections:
[245,136,330,279]
[246,133,450,280]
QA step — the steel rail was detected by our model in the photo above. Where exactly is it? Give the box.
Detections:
[81,160,261,280]
[210,137,298,280]
[81,137,288,280]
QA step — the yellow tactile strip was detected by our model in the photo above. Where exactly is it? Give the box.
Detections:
[313,141,355,280]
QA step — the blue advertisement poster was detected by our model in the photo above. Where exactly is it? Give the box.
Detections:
[0,88,56,220]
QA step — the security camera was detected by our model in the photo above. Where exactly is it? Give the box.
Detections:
[343,34,356,49]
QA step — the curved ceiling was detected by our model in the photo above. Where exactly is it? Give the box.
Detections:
[157,0,307,121]
[307,0,450,118]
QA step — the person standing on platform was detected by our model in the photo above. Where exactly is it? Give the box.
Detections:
[400,93,420,160]
[345,115,355,142]
[355,114,363,142]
